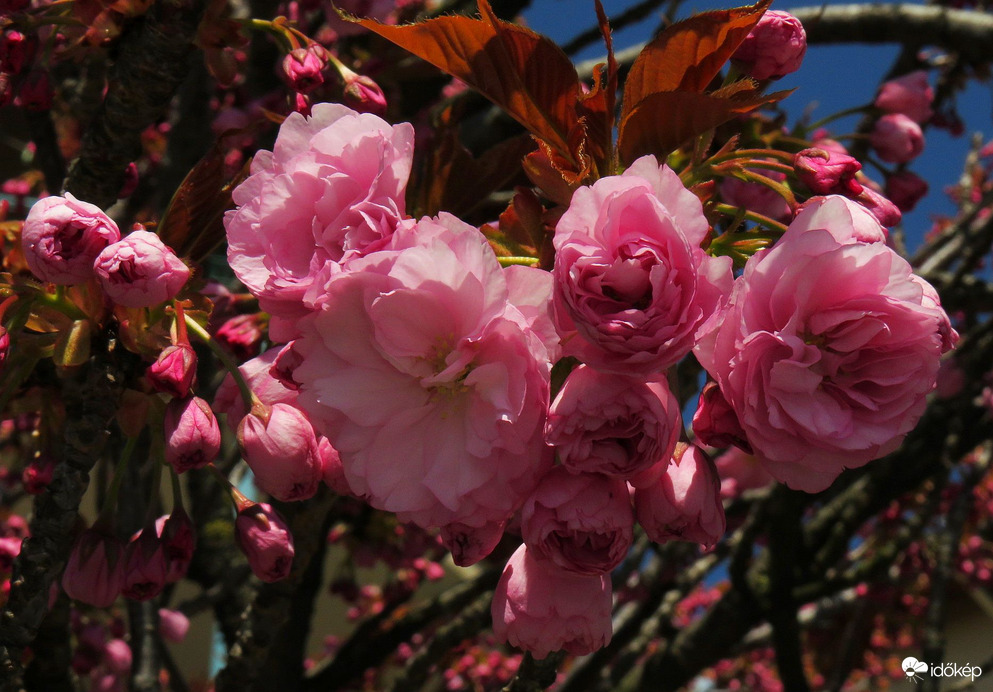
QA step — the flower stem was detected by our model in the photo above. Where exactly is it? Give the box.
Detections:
[183,313,257,413]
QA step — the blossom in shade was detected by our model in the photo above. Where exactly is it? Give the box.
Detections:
[293,214,553,529]
[21,193,120,285]
[147,344,197,398]
[237,402,324,502]
[101,639,132,675]
[235,502,295,583]
[21,453,56,494]
[885,171,929,212]
[491,544,612,659]
[224,103,414,341]
[158,608,191,643]
[94,230,190,308]
[156,510,196,583]
[545,365,680,481]
[731,10,807,80]
[440,520,506,567]
[341,68,388,117]
[634,444,726,547]
[164,396,221,473]
[875,70,933,124]
[869,114,925,164]
[715,447,774,500]
[552,155,732,374]
[122,525,169,601]
[63,527,126,608]
[521,467,633,576]
[693,195,955,492]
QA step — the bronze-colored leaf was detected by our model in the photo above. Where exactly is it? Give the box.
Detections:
[617,87,791,165]
[621,0,770,122]
[53,319,91,367]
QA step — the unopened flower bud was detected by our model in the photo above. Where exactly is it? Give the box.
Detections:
[0,31,36,75]
[158,608,190,642]
[147,343,197,398]
[237,403,323,502]
[235,502,295,583]
[341,67,387,116]
[118,163,139,199]
[62,526,126,608]
[270,341,303,391]
[21,193,121,285]
[282,45,328,93]
[164,396,221,473]
[885,170,929,212]
[121,526,168,601]
[101,639,132,675]
[731,10,806,80]
[856,184,903,227]
[215,313,265,360]
[875,70,933,124]
[793,148,863,196]
[94,230,190,308]
[156,510,196,583]
[869,113,924,164]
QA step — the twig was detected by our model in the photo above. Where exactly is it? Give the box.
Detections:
[501,651,564,692]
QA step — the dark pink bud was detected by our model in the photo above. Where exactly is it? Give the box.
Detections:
[793,148,863,196]
[731,10,806,80]
[885,170,929,212]
[21,453,56,494]
[147,343,197,398]
[156,510,196,583]
[875,70,933,124]
[0,514,28,539]
[318,436,352,495]
[21,193,121,285]
[0,0,31,13]
[121,526,168,601]
[118,163,139,199]
[341,70,387,116]
[158,608,190,642]
[235,502,295,583]
[62,527,126,608]
[101,639,132,674]
[282,45,328,93]
[869,113,924,164]
[0,536,21,572]
[237,403,323,502]
[164,396,221,473]
[691,382,752,455]
[94,230,190,307]
[855,184,903,227]
[215,313,265,360]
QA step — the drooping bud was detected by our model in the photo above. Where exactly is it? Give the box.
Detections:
[156,509,196,583]
[731,10,806,80]
[793,148,863,196]
[62,526,126,608]
[164,396,221,473]
[101,639,132,675]
[121,525,169,601]
[885,170,929,212]
[237,402,323,502]
[147,343,197,398]
[158,608,190,642]
[215,313,266,361]
[338,64,387,116]
[234,502,295,583]
[93,230,190,308]
[869,113,925,164]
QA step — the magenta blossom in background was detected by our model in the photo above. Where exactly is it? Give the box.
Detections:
[225,103,414,342]
[521,467,633,576]
[731,9,807,80]
[21,193,120,285]
[491,544,612,659]
[885,170,929,212]
[545,365,680,481]
[693,195,955,492]
[715,447,775,500]
[869,113,925,164]
[93,230,190,308]
[553,155,733,374]
[63,527,125,608]
[634,444,726,547]
[294,214,553,530]
[875,70,934,124]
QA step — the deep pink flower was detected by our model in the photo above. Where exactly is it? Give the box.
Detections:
[294,214,553,529]
[237,403,323,502]
[122,525,169,601]
[21,193,120,285]
[693,196,955,491]
[147,344,197,398]
[553,155,732,374]
[282,45,328,93]
[94,230,190,308]
[63,527,126,608]
[215,313,266,361]
[164,396,221,473]
[0,536,21,572]
[491,544,612,659]
[732,10,806,80]
[885,171,929,212]
[793,149,863,196]
[521,467,633,576]
[235,502,295,583]
[545,365,679,481]
[855,183,903,227]
[634,444,726,547]
[21,453,56,494]
[875,70,933,124]
[225,103,414,341]
[869,114,925,164]
[101,639,132,674]
[156,510,196,583]
[692,381,752,454]
[342,70,388,117]
[158,608,190,642]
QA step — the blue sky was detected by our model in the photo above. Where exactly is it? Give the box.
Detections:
[522,0,993,251]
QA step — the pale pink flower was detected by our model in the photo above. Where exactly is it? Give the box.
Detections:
[545,365,679,480]
[94,230,190,308]
[732,10,807,80]
[521,467,633,576]
[693,200,954,492]
[553,155,732,374]
[224,103,414,341]
[634,444,726,547]
[790,195,887,244]
[21,193,120,285]
[237,403,324,502]
[869,113,925,164]
[101,640,131,674]
[875,70,933,124]
[293,214,553,529]
[492,544,611,659]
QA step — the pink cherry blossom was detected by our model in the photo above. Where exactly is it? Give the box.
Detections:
[869,113,925,164]
[693,199,955,492]
[789,195,887,244]
[237,402,324,502]
[235,503,295,583]
[732,10,807,80]
[213,347,298,429]
[553,155,732,374]
[293,214,553,529]
[147,344,197,398]
[93,230,190,308]
[491,544,612,659]
[164,396,221,473]
[875,70,933,124]
[545,365,680,480]
[715,447,774,500]
[224,103,414,341]
[440,521,506,567]
[62,527,125,608]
